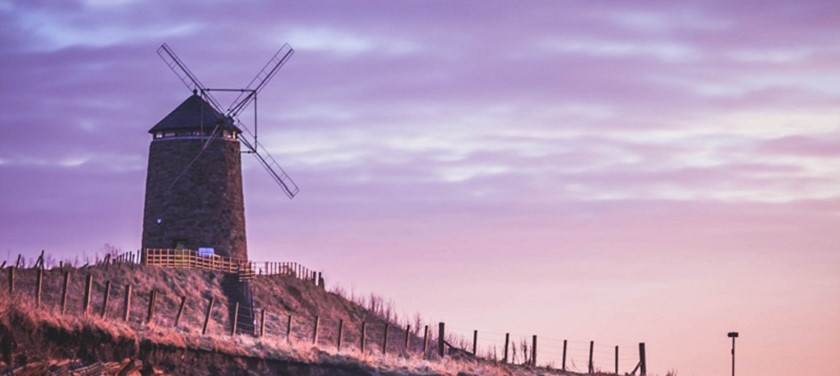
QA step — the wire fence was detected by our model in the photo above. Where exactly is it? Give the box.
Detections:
[3,253,648,375]
[443,324,647,374]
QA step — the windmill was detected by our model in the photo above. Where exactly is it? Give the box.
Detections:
[141,43,298,261]
[157,43,299,198]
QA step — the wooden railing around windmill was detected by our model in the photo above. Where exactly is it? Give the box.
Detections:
[141,248,320,284]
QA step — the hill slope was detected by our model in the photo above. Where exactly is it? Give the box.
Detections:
[0,263,572,375]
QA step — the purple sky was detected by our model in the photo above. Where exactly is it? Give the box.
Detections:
[2,1,839,374]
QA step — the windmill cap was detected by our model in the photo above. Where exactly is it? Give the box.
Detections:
[149,94,241,134]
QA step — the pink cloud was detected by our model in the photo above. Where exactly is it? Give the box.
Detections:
[757,133,840,157]
[1,1,839,375]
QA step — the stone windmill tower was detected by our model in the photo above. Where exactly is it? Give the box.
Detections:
[141,44,298,261]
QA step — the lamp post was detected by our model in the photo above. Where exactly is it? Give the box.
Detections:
[727,332,739,376]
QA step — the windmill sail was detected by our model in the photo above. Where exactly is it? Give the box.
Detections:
[240,137,299,198]
[156,43,225,113]
[156,42,300,200]
[227,44,294,118]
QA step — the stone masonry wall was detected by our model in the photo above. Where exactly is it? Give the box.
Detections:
[141,137,247,260]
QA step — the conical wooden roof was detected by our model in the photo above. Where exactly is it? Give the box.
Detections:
[149,94,241,134]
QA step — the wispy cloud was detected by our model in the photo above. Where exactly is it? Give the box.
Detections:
[1,2,839,374]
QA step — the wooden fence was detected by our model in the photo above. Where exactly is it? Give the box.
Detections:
[3,250,322,286]
[143,248,244,273]
[141,249,320,284]
[438,324,647,375]
[2,256,646,375]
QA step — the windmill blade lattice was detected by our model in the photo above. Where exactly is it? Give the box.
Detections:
[240,137,299,198]
[227,44,294,118]
[156,44,225,114]
[155,43,300,200]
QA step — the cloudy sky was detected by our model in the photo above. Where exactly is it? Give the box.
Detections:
[2,1,839,374]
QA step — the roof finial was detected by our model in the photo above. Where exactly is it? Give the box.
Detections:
[192,89,198,96]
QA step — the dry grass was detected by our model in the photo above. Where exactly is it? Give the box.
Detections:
[1,263,669,375]
[0,295,524,375]
[1,264,546,375]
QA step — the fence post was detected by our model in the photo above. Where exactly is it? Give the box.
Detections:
[82,274,93,315]
[337,319,344,351]
[7,266,14,295]
[422,325,429,355]
[286,315,293,343]
[100,281,111,318]
[260,309,266,337]
[361,321,367,353]
[252,309,259,337]
[174,296,186,327]
[146,289,157,323]
[615,345,619,375]
[639,342,647,376]
[562,339,567,371]
[312,316,320,345]
[472,330,478,356]
[123,284,132,321]
[403,325,411,353]
[503,333,510,363]
[588,340,594,373]
[532,335,538,367]
[382,323,390,355]
[35,268,43,307]
[60,271,70,314]
[202,297,214,335]
[231,302,240,336]
[438,322,445,357]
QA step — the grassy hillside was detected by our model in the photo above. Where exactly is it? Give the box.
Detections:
[0,263,576,375]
